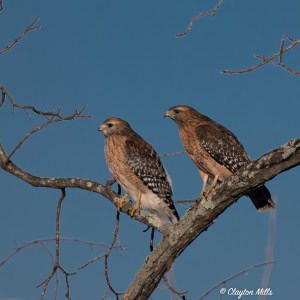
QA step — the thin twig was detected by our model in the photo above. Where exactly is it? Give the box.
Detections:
[0,84,91,160]
[0,90,4,107]
[176,0,224,38]
[79,253,106,270]
[0,17,40,55]
[37,242,60,300]
[279,39,285,64]
[149,228,188,299]
[198,261,275,300]
[174,199,198,210]
[103,211,123,299]
[0,237,108,269]
[163,274,188,300]
[37,189,76,300]
[7,107,90,160]
[221,36,300,75]
[0,83,91,119]
[174,199,197,204]
[160,150,186,158]
[269,61,300,75]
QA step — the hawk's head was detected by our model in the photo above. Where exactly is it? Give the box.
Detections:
[98,117,132,137]
[164,105,202,125]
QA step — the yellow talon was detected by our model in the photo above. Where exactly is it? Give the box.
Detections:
[129,194,142,216]
[199,188,208,200]
[115,194,131,211]
[129,203,142,216]
[199,175,219,201]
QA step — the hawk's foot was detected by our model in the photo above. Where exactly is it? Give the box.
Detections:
[115,194,131,211]
[199,175,219,201]
[129,203,142,217]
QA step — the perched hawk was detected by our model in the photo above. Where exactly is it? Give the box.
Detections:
[165,105,276,211]
[98,117,180,223]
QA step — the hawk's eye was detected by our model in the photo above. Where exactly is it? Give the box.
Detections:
[107,123,113,128]
[174,109,180,114]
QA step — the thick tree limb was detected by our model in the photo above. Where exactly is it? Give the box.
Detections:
[122,139,300,300]
[0,143,166,232]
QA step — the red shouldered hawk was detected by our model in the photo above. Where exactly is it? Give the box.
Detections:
[164,105,275,211]
[98,117,180,223]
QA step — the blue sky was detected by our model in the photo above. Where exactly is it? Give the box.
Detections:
[0,0,299,299]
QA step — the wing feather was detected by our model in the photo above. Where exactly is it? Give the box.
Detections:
[125,136,173,199]
[195,124,250,172]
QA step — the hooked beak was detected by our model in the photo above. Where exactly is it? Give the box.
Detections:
[98,124,105,132]
[164,110,174,119]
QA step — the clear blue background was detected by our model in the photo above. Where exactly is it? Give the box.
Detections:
[0,0,299,299]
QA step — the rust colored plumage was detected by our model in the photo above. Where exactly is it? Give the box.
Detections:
[99,117,179,223]
[165,105,275,211]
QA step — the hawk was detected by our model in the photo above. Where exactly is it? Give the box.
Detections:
[164,105,276,211]
[98,117,180,223]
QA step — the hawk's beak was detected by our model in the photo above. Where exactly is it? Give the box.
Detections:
[98,124,105,132]
[164,110,173,119]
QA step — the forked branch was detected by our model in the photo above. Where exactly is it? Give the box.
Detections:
[0,17,40,55]
[176,0,224,38]
[221,35,300,75]
[36,189,75,300]
[0,83,91,160]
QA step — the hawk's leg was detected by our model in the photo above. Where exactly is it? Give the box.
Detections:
[129,193,142,217]
[199,171,209,199]
[204,175,219,197]
[115,193,131,211]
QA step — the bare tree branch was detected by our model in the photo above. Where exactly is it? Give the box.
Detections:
[0,143,167,232]
[0,84,91,162]
[221,36,300,75]
[6,106,90,160]
[0,83,91,120]
[103,212,123,299]
[162,274,187,300]
[0,17,40,55]
[122,139,300,300]
[0,1,3,11]
[80,213,124,299]
[0,238,104,269]
[160,150,186,158]
[36,189,75,300]
[176,0,224,38]
[149,228,188,299]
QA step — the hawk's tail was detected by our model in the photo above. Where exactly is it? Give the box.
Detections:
[247,185,276,212]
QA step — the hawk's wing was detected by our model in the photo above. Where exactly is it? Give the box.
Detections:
[195,123,250,172]
[125,136,173,199]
